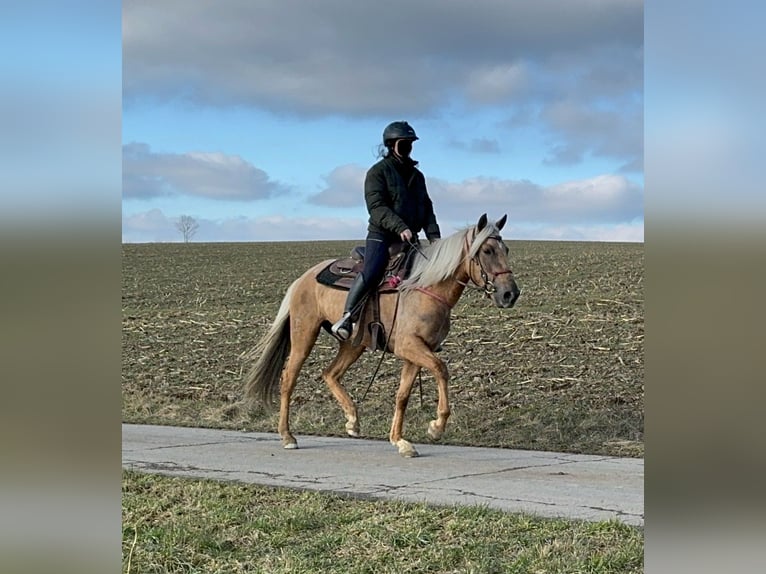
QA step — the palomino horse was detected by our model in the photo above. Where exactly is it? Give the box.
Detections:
[244,213,520,457]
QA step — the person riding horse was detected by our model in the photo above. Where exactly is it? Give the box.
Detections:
[331,121,442,340]
[245,213,519,456]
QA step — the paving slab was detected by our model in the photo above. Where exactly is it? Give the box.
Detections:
[122,423,643,526]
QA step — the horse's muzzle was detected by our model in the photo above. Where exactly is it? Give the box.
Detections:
[494,280,521,308]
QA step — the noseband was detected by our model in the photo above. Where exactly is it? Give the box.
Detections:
[463,231,513,296]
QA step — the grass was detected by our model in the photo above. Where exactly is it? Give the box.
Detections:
[122,471,643,574]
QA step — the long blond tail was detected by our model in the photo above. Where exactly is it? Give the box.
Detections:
[243,280,297,405]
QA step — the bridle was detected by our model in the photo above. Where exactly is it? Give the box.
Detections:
[460,230,514,297]
[405,230,513,307]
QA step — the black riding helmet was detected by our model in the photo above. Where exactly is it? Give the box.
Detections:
[383,121,418,146]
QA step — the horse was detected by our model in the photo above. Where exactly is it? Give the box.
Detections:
[243,213,521,457]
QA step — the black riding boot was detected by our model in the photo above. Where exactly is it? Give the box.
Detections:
[331,274,368,341]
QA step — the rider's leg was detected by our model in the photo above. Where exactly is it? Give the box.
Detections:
[331,236,389,340]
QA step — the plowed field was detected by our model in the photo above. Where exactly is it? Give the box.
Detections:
[122,239,643,457]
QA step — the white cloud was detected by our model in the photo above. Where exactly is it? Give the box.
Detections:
[466,63,528,104]
[449,137,502,154]
[429,173,642,225]
[515,221,644,242]
[122,209,178,242]
[545,174,633,204]
[122,143,292,201]
[302,168,643,236]
[123,208,168,231]
[309,164,367,207]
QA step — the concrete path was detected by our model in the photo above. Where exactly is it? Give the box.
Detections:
[122,424,643,527]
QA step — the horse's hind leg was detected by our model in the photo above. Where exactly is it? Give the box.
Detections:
[279,323,321,449]
[322,342,365,437]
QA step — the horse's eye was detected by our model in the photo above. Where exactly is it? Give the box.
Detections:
[483,247,493,255]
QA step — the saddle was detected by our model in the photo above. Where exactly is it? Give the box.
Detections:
[316,241,413,292]
[316,241,418,350]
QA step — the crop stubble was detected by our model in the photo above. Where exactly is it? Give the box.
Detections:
[122,240,643,457]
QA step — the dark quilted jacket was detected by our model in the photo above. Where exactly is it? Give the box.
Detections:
[364,156,441,241]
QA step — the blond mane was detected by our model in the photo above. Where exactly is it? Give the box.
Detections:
[399,223,501,290]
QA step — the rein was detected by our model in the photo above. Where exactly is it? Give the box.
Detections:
[360,290,401,403]
[406,238,430,260]
[360,288,428,407]
[404,239,453,309]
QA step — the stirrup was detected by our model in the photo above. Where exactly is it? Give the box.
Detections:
[331,313,353,341]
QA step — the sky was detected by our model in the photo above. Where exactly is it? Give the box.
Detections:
[122,0,644,243]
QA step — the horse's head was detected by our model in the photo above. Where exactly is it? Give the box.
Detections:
[467,214,521,308]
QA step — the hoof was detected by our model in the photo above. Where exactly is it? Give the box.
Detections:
[345,420,360,437]
[395,439,419,458]
[282,439,298,450]
[427,420,443,441]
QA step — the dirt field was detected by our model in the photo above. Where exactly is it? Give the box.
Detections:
[122,239,643,457]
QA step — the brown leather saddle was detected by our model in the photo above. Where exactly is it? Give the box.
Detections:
[316,241,413,292]
[316,241,418,350]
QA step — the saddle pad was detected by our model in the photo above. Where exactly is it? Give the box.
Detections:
[315,259,399,293]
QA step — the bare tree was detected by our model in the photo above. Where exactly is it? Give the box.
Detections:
[176,215,199,243]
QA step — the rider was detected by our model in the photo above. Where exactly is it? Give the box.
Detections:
[331,121,441,341]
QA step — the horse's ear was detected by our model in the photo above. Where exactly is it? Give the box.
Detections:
[496,214,507,231]
[477,213,488,231]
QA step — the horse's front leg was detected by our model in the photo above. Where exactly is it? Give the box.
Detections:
[426,359,450,441]
[389,361,420,457]
[399,338,451,442]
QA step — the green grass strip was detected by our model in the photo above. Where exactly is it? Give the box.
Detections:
[123,471,643,574]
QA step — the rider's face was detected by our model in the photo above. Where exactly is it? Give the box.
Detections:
[394,139,413,158]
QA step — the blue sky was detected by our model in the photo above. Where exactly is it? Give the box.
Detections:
[122,0,644,243]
